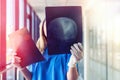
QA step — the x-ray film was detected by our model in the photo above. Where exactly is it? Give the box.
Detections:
[46,6,83,55]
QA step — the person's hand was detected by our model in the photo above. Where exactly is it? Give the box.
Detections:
[68,42,83,67]
[11,52,23,70]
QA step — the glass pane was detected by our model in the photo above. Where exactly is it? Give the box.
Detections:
[86,1,120,80]
[6,0,16,80]
[86,2,108,80]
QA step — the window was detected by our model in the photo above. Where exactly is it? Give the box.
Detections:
[85,2,120,80]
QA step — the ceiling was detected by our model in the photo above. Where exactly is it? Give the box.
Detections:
[27,0,85,20]
[27,0,117,20]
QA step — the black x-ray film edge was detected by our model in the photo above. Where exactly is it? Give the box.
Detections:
[9,28,45,68]
[46,6,83,55]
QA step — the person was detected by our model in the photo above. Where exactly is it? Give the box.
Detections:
[12,18,83,80]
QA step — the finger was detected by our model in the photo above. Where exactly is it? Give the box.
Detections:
[12,59,21,64]
[70,49,81,60]
[71,45,81,58]
[15,57,21,63]
[12,56,21,63]
[15,58,21,63]
[70,49,78,60]
[78,43,84,56]
[78,42,83,51]
[14,55,21,60]
[72,43,83,57]
[71,46,78,54]
[73,43,81,52]
[76,50,83,60]
[70,47,83,61]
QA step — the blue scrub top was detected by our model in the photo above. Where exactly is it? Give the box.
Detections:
[28,48,71,80]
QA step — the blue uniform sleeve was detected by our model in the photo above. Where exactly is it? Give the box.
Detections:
[27,63,38,73]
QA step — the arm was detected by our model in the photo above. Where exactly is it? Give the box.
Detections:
[67,43,83,80]
[67,66,78,80]
[12,55,32,80]
[19,67,32,80]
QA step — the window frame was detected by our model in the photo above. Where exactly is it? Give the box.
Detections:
[0,0,7,80]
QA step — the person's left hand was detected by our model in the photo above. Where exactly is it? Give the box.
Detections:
[68,42,83,67]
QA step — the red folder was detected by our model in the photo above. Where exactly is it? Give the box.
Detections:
[8,28,44,67]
